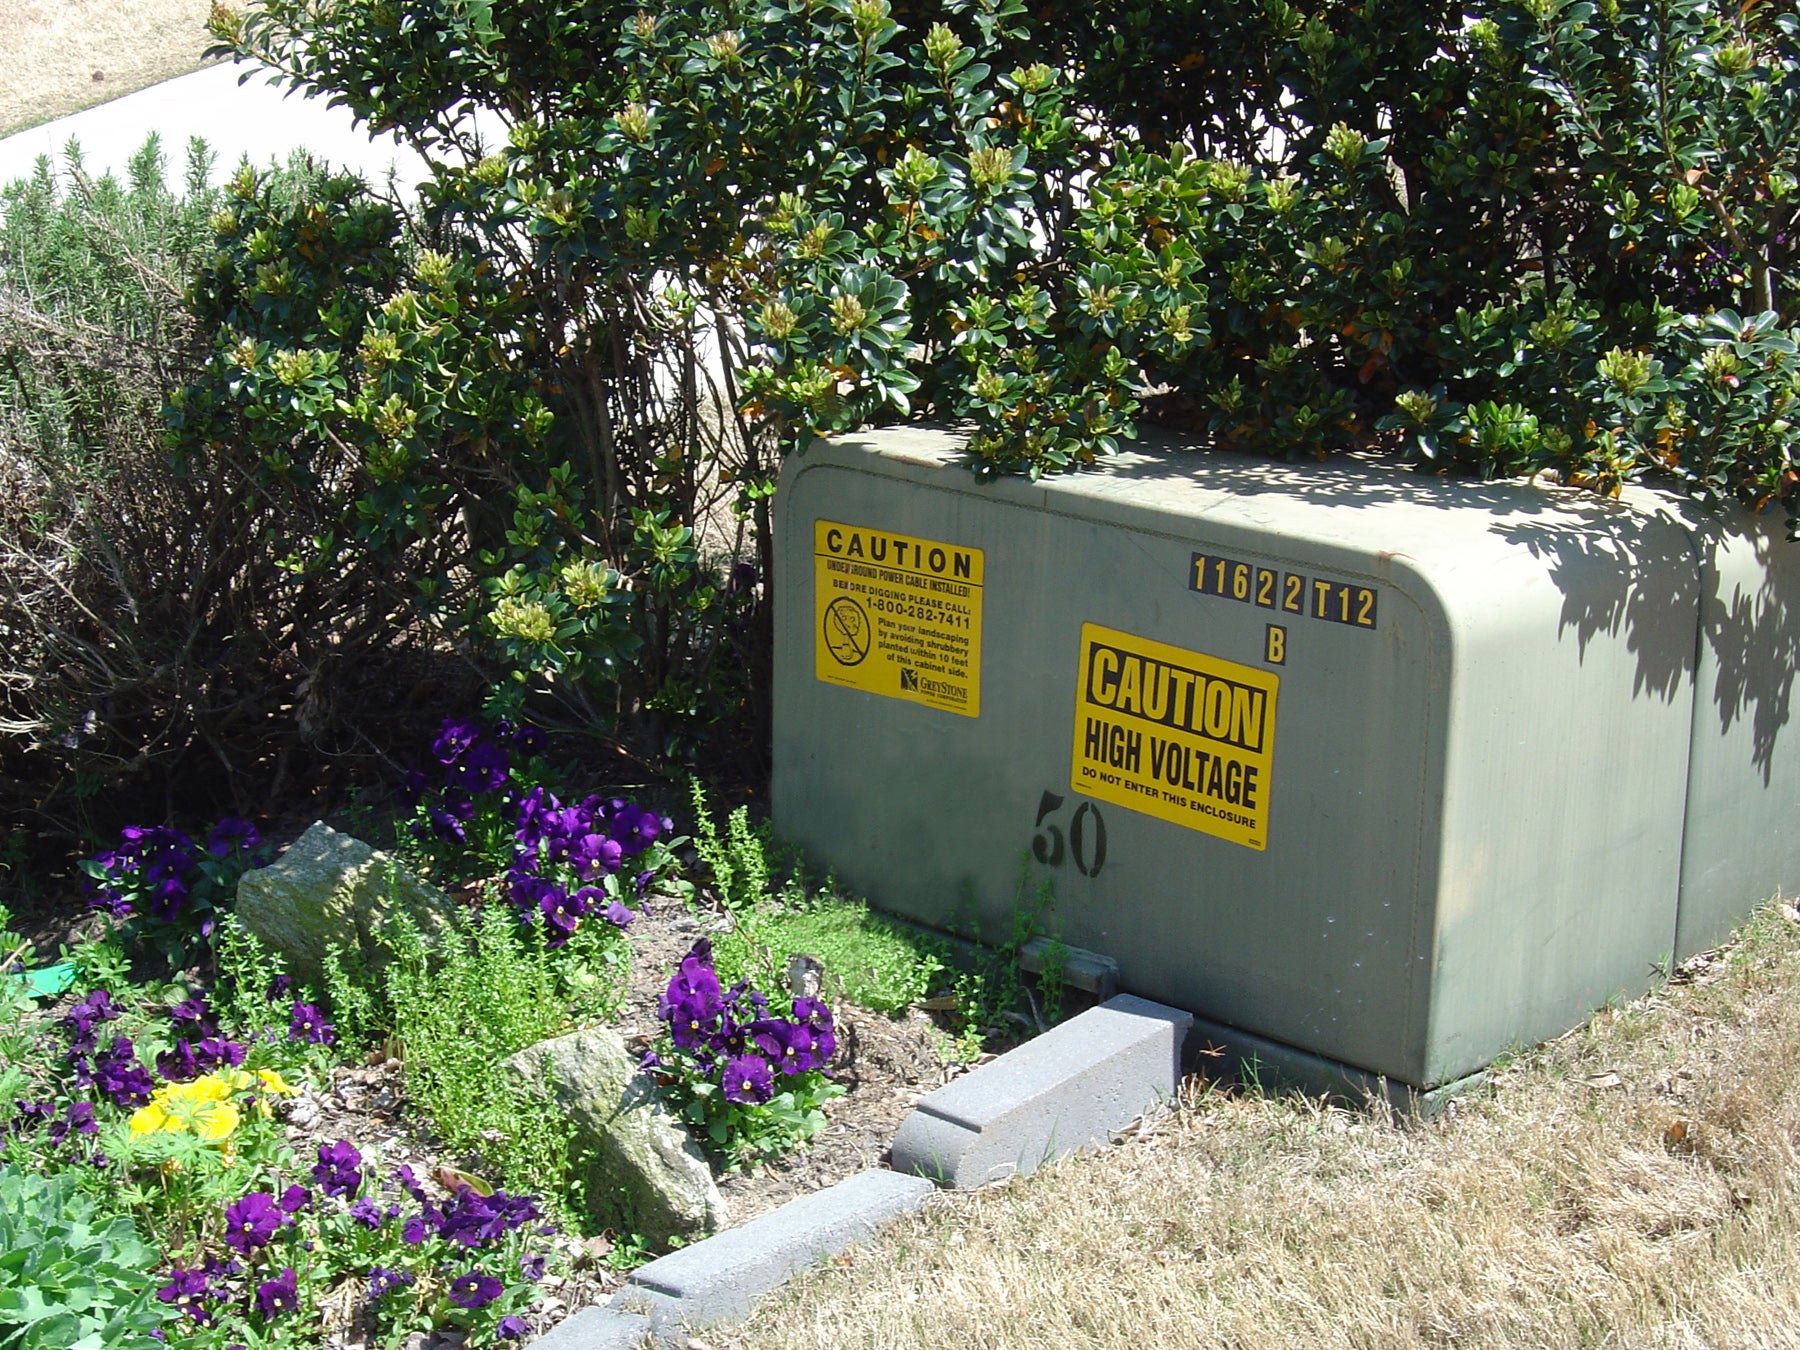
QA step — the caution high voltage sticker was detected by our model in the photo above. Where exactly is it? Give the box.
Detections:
[1070,623,1279,849]
[813,520,983,717]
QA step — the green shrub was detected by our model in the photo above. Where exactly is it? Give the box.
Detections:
[0,1167,168,1350]
[179,0,1800,798]
[0,137,217,474]
[0,137,464,844]
[195,0,1198,762]
[686,779,775,917]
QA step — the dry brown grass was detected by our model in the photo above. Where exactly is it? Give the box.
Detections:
[0,0,213,137]
[732,902,1800,1348]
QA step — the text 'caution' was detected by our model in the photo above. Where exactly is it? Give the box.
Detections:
[813,520,983,717]
[1070,623,1278,849]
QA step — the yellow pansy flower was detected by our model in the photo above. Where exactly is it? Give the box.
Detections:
[188,1099,240,1142]
[129,1100,176,1135]
[126,1067,296,1146]
[128,1074,243,1144]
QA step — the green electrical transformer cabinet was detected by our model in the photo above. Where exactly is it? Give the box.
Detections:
[770,427,1800,1101]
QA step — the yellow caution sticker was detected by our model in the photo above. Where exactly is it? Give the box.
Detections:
[813,520,983,717]
[1070,623,1278,849]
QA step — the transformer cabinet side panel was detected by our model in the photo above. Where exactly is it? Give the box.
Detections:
[1655,499,1800,959]
[1420,500,1695,1084]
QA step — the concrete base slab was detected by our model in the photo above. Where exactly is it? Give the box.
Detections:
[609,1168,933,1344]
[1017,937,1119,999]
[1187,1011,1487,1117]
[889,992,1191,1188]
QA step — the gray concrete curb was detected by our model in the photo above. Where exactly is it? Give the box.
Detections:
[888,992,1192,1188]
[529,992,1191,1347]
[525,1305,653,1350]
[607,1168,935,1345]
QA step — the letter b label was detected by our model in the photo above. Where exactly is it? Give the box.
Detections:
[1264,624,1287,666]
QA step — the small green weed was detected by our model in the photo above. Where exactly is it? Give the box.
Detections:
[211,921,303,1045]
[687,779,775,914]
[0,905,32,1074]
[377,907,592,1220]
[60,928,133,1003]
[319,939,383,1050]
[929,874,1066,1060]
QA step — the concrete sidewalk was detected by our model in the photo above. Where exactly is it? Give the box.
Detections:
[0,61,498,193]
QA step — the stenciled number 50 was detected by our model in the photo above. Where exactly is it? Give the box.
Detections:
[1031,790,1107,877]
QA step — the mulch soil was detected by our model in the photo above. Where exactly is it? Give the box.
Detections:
[6,824,972,1348]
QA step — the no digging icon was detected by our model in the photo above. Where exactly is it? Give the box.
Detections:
[823,596,871,666]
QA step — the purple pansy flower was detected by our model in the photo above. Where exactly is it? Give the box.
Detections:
[205,817,260,858]
[448,1271,503,1310]
[168,997,215,1037]
[289,1002,334,1045]
[427,803,471,844]
[223,1193,282,1253]
[392,1163,428,1201]
[47,1101,97,1145]
[721,1053,776,1104]
[8,1099,54,1134]
[61,990,118,1053]
[610,803,662,855]
[435,1187,538,1248]
[89,888,131,921]
[156,1040,200,1082]
[194,1037,246,1072]
[751,1019,819,1075]
[368,1266,414,1301]
[254,1268,298,1320]
[537,889,582,946]
[446,739,509,796]
[508,722,544,752]
[312,1140,362,1197]
[790,996,837,1065]
[156,1267,214,1323]
[90,1038,154,1107]
[431,719,481,765]
[569,832,623,878]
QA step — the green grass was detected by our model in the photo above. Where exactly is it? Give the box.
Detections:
[748,900,948,1016]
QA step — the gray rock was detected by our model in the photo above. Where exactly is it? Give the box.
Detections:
[235,822,456,987]
[503,1027,727,1246]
